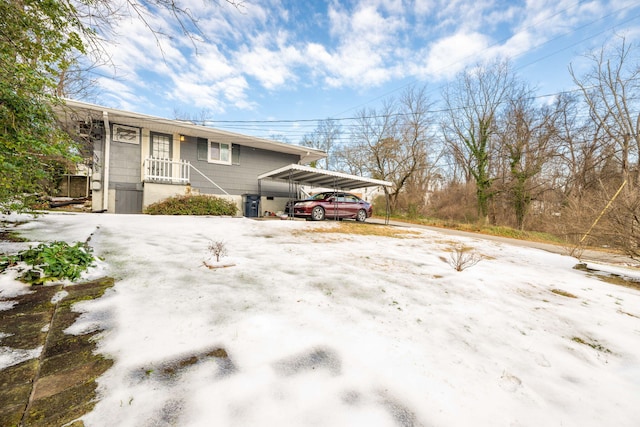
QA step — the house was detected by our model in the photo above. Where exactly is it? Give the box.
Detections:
[55,100,326,215]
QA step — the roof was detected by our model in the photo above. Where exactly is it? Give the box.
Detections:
[258,164,392,190]
[56,99,326,164]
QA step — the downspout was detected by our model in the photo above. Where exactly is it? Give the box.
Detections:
[102,111,111,212]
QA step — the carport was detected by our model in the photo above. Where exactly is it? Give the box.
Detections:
[257,164,393,223]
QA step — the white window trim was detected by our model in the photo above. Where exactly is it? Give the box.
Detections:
[208,140,231,165]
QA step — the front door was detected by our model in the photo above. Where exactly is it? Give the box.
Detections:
[150,132,172,179]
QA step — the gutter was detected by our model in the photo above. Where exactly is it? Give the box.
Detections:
[102,111,111,212]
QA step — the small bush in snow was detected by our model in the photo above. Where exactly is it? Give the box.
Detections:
[208,240,227,262]
[145,195,237,216]
[448,245,482,271]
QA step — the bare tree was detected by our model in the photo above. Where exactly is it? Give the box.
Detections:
[334,142,368,176]
[570,35,640,187]
[570,36,640,256]
[441,59,520,223]
[173,108,215,125]
[301,119,342,169]
[495,93,558,229]
[396,86,444,215]
[344,85,437,213]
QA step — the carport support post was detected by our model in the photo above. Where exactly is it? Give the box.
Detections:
[288,168,295,219]
[258,180,262,217]
[384,186,390,225]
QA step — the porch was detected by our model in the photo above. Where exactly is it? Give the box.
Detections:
[144,157,190,184]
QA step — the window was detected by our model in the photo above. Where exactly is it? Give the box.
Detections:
[151,133,172,159]
[208,140,231,164]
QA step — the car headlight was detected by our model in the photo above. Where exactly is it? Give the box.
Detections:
[295,201,312,207]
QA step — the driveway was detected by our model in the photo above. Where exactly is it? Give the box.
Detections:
[369,218,640,268]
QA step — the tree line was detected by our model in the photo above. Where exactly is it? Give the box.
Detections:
[301,37,640,257]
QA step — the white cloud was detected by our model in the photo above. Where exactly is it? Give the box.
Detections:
[413,0,437,15]
[419,31,490,80]
[310,1,406,88]
[85,0,640,120]
[166,75,254,113]
[235,36,304,90]
[95,76,147,111]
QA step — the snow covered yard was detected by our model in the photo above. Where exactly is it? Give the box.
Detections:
[2,212,640,426]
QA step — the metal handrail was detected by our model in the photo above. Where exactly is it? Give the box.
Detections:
[188,163,230,195]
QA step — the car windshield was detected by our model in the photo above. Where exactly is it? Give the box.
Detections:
[307,193,335,200]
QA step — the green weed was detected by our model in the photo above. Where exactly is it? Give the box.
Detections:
[1,241,95,285]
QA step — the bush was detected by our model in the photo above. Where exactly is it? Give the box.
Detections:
[145,195,238,216]
[447,245,482,272]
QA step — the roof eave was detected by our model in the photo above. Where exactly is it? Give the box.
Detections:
[56,99,326,165]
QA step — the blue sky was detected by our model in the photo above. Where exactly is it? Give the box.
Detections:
[91,0,640,143]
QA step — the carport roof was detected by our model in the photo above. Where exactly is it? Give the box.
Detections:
[258,164,392,190]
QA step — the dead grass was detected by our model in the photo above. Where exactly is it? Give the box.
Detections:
[295,222,421,238]
[551,289,578,298]
[392,216,564,244]
[571,336,612,353]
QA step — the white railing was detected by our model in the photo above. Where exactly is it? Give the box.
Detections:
[143,158,229,194]
[144,157,190,184]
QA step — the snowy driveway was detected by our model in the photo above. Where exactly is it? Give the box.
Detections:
[3,212,640,426]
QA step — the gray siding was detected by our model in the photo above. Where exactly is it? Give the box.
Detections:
[181,138,298,197]
[109,140,142,187]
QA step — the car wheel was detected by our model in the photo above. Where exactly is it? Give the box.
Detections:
[356,209,367,222]
[311,206,325,221]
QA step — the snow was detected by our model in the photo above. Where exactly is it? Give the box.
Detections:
[0,346,43,370]
[2,212,640,426]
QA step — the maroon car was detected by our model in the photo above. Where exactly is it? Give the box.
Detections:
[293,192,372,222]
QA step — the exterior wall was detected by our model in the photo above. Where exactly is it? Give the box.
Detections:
[180,137,298,197]
[107,189,116,213]
[109,135,141,186]
[142,182,189,210]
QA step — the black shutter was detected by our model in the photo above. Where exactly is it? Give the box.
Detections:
[197,138,208,161]
[232,144,240,165]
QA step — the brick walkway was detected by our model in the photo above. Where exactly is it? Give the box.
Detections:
[0,278,114,427]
